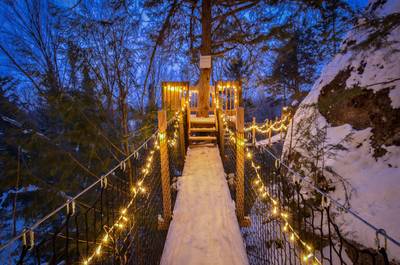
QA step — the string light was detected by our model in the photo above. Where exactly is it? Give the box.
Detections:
[81,112,181,265]
[222,114,321,265]
[244,112,291,134]
[162,84,184,92]
[167,111,180,147]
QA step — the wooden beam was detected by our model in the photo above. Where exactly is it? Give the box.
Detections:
[236,107,250,227]
[158,110,171,230]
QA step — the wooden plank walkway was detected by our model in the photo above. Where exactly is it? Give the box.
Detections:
[160,146,249,265]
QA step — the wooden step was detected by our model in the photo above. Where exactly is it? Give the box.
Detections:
[190,116,216,125]
[190,127,217,132]
[189,136,217,142]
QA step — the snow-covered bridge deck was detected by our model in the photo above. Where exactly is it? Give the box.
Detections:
[160,146,249,265]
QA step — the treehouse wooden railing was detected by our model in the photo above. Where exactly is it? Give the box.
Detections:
[215,80,242,116]
[161,80,242,117]
[187,86,216,115]
[161,81,188,111]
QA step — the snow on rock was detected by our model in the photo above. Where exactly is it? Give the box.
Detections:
[283,0,400,261]
[367,0,400,17]
[160,146,249,265]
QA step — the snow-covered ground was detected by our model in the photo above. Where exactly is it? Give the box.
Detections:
[160,146,249,265]
[283,0,400,261]
[190,115,216,124]
[255,134,283,146]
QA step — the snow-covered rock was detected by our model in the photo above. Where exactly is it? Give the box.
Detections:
[282,0,400,262]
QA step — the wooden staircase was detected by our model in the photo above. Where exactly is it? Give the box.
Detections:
[188,114,218,144]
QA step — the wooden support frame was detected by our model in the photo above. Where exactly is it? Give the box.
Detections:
[179,98,186,159]
[236,107,251,227]
[252,117,256,146]
[158,110,172,230]
[216,108,225,158]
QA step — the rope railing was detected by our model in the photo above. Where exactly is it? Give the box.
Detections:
[0,113,185,265]
[244,111,291,134]
[259,145,400,248]
[219,111,397,265]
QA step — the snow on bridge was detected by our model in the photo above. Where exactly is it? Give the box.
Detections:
[160,146,249,265]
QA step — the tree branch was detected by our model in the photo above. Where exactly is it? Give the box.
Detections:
[142,0,179,112]
[212,1,260,24]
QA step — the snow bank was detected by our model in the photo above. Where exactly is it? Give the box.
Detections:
[160,146,249,265]
[283,0,400,261]
[255,134,283,146]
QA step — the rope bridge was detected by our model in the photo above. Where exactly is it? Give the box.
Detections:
[1,79,399,265]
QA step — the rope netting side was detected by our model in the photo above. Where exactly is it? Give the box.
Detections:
[220,118,238,202]
[219,113,393,265]
[167,111,185,207]
[125,144,166,265]
[13,172,130,265]
[0,117,184,265]
[244,145,393,265]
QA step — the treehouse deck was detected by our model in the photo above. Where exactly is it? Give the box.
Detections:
[160,146,249,265]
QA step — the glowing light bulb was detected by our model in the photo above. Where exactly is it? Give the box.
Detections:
[303,253,313,262]
[96,246,101,255]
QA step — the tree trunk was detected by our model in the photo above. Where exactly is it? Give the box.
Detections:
[119,87,134,185]
[147,81,156,112]
[12,146,21,237]
[198,0,212,117]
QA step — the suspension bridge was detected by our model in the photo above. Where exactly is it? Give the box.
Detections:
[0,81,398,265]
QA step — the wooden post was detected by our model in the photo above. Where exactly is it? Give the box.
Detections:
[187,94,191,140]
[236,107,250,227]
[217,108,224,157]
[252,117,256,146]
[162,83,166,110]
[237,80,243,108]
[268,120,272,146]
[158,110,171,230]
[179,98,186,157]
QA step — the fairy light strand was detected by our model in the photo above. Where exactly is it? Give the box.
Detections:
[222,112,321,265]
[244,109,291,134]
[82,111,182,265]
